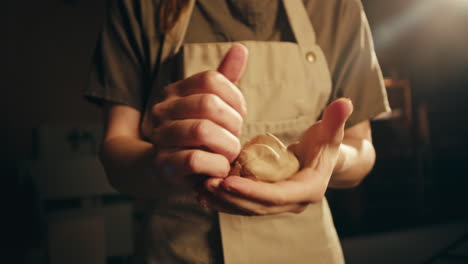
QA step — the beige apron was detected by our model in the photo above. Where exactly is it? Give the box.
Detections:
[140,0,344,263]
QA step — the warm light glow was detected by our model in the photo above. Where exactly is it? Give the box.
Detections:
[374,1,440,51]
[374,0,468,52]
[454,0,468,6]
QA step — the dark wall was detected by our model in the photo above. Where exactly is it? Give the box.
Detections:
[363,0,468,176]
[346,0,468,233]
[4,0,106,161]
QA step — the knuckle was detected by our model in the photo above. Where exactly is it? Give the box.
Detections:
[151,103,164,121]
[199,70,220,90]
[233,114,243,132]
[225,138,241,163]
[186,150,202,173]
[199,93,219,114]
[214,155,231,177]
[191,119,211,140]
[163,82,177,96]
[232,137,242,154]
[220,161,231,176]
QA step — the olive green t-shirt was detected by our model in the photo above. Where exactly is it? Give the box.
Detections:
[85,0,390,127]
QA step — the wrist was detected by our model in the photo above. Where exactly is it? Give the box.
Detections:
[333,144,351,175]
[329,143,361,188]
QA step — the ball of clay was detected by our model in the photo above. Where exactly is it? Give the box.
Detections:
[232,133,299,182]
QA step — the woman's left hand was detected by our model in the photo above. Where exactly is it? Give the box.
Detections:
[197,98,354,215]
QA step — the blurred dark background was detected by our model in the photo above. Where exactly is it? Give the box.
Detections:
[4,0,468,263]
[329,0,468,234]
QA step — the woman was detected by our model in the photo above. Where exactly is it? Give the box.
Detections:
[85,0,390,263]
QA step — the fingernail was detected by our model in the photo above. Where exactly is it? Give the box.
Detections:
[222,183,239,194]
[207,178,222,192]
[344,97,353,106]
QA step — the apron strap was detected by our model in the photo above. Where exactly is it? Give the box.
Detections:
[161,0,196,60]
[282,0,317,47]
[162,0,318,62]
[143,0,195,134]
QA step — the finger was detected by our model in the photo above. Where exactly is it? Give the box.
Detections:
[322,98,353,137]
[152,119,241,162]
[197,189,251,215]
[156,149,231,185]
[154,93,243,137]
[219,169,327,205]
[164,70,247,116]
[217,43,249,83]
[204,178,308,215]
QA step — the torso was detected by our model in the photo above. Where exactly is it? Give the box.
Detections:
[138,1,345,263]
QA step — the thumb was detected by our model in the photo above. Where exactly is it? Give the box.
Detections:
[321,98,354,140]
[217,43,249,83]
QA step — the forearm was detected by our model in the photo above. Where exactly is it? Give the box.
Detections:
[329,137,376,188]
[100,135,159,198]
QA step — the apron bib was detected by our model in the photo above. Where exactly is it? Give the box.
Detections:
[140,1,344,263]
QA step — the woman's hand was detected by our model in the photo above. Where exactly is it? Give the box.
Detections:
[150,44,249,187]
[198,98,355,215]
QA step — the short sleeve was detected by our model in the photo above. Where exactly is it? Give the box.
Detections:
[84,0,160,111]
[329,0,391,127]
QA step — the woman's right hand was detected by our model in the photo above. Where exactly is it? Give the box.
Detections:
[149,44,249,187]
